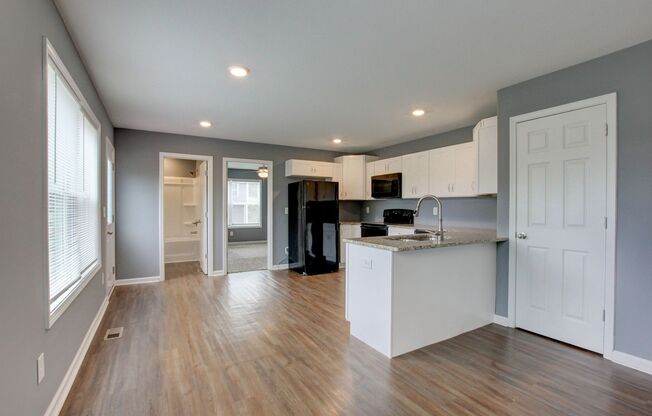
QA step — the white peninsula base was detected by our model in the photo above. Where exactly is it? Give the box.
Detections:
[345,242,496,358]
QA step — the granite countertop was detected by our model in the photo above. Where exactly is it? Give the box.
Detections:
[344,228,507,252]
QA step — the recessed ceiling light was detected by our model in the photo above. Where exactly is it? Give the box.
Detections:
[332,138,342,144]
[228,65,250,78]
[412,109,425,117]
[199,120,212,128]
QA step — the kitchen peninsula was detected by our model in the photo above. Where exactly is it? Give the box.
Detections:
[344,228,506,358]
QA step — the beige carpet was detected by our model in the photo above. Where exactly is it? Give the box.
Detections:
[227,242,267,273]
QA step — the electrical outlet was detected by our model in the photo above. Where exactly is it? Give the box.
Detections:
[361,258,373,269]
[432,206,438,216]
[365,206,370,214]
[284,207,289,215]
[37,353,45,384]
[284,246,289,255]
[229,231,234,237]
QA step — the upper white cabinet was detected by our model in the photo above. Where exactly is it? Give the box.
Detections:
[374,156,402,175]
[365,161,375,200]
[285,159,334,178]
[473,116,498,195]
[428,143,476,197]
[401,151,430,199]
[334,155,378,200]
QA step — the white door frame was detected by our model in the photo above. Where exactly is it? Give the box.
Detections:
[105,137,116,296]
[508,92,617,359]
[159,152,214,281]
[222,157,274,274]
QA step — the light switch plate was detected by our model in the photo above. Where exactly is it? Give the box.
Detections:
[229,231,234,237]
[284,207,289,214]
[365,206,370,214]
[37,353,45,384]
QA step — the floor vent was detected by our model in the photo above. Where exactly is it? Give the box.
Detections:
[104,327,124,340]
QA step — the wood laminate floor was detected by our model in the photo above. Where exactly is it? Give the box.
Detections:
[61,262,652,415]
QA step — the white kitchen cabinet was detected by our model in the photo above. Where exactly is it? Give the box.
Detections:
[473,116,498,195]
[387,226,414,236]
[365,162,375,200]
[428,143,476,197]
[374,156,402,175]
[401,151,429,199]
[285,159,334,178]
[332,163,344,199]
[340,223,361,265]
[333,155,377,200]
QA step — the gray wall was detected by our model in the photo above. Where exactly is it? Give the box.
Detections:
[362,125,498,229]
[0,1,114,415]
[227,169,268,243]
[163,158,197,177]
[115,129,343,277]
[496,39,652,360]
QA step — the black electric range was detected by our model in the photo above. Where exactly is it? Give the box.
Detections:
[360,209,414,237]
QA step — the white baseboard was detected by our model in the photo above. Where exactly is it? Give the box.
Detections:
[611,350,652,375]
[44,296,109,416]
[210,270,226,276]
[270,264,289,271]
[228,240,267,246]
[114,276,161,286]
[493,314,512,327]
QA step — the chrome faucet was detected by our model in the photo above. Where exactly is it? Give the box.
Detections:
[414,195,444,236]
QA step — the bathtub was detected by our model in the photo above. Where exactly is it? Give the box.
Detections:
[164,236,200,263]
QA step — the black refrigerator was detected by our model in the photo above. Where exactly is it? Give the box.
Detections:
[288,180,340,275]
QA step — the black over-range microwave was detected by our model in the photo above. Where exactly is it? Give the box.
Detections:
[371,173,402,199]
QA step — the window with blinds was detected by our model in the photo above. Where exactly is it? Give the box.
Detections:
[46,43,101,325]
[228,179,262,227]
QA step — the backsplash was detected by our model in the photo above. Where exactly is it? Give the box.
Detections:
[361,197,497,229]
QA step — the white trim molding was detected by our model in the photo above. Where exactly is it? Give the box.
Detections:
[159,152,214,281]
[508,93,618,358]
[44,296,109,416]
[270,264,289,271]
[114,276,161,286]
[223,157,274,274]
[611,351,652,376]
[493,314,512,327]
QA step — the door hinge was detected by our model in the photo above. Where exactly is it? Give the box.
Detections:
[604,217,608,229]
[112,266,115,275]
[602,309,606,322]
[605,123,609,136]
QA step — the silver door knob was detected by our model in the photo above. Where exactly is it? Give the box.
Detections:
[516,232,527,239]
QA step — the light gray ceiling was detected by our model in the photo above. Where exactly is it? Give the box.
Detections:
[55,0,652,152]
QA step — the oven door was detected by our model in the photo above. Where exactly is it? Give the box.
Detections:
[371,173,402,199]
[360,223,388,237]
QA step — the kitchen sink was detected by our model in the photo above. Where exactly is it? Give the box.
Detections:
[386,233,444,242]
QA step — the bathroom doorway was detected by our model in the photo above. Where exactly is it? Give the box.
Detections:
[159,153,213,280]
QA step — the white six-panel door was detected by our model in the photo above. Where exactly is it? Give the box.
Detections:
[515,104,607,353]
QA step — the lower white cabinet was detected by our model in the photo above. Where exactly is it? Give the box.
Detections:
[401,151,429,199]
[340,223,361,264]
[387,227,413,236]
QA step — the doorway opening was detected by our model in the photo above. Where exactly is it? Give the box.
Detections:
[159,153,213,281]
[223,158,273,273]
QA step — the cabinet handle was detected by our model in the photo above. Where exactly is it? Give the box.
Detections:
[452,183,455,192]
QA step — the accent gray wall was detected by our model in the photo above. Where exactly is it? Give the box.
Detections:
[115,128,343,277]
[496,39,652,360]
[0,1,114,414]
[361,125,498,229]
[227,169,268,243]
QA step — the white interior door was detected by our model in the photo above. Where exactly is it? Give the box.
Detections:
[515,104,607,353]
[198,161,208,274]
[105,138,116,295]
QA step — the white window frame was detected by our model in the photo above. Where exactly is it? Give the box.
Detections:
[227,178,262,229]
[43,39,103,328]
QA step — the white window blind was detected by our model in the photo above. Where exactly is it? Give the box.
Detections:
[47,54,101,319]
[228,179,261,227]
